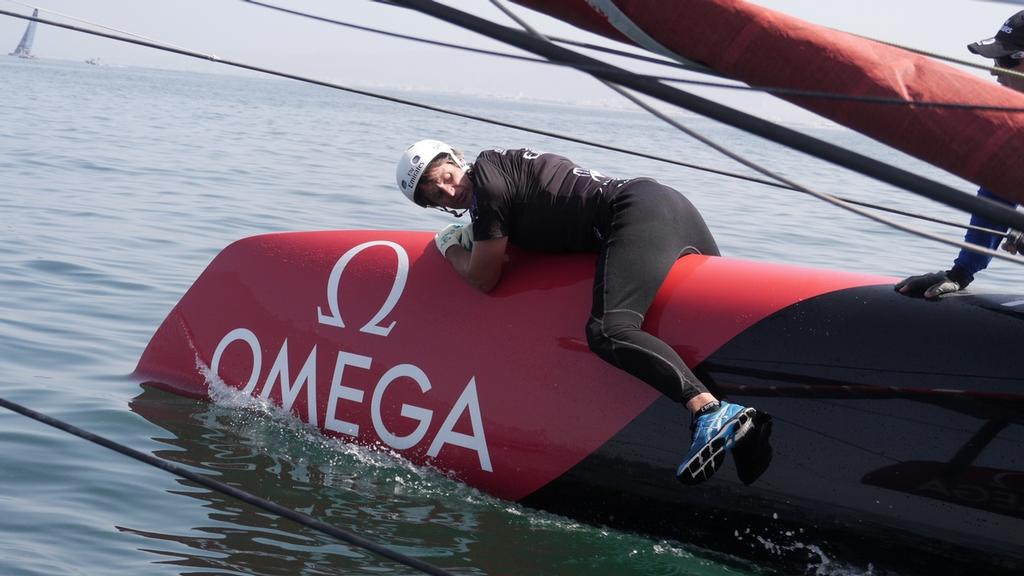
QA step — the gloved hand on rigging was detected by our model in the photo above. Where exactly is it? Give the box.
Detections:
[434,223,474,256]
[894,267,970,299]
[1001,229,1024,256]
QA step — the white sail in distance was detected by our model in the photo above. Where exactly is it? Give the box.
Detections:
[9,9,38,58]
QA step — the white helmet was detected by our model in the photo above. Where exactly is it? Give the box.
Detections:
[395,139,464,206]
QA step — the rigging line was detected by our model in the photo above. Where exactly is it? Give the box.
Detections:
[0,9,1011,243]
[0,397,458,576]
[244,0,715,80]
[545,34,713,74]
[244,0,1024,115]
[0,10,1007,239]
[487,0,1015,260]
[241,0,549,63]
[381,0,1024,235]
[850,32,1024,81]
[0,9,760,182]
[488,0,730,174]
[839,198,1010,237]
[489,0,1015,237]
[289,1,1024,113]
[490,1,886,221]
[665,79,1024,113]
[32,3,981,242]
[0,399,456,573]
[0,0,195,53]
[371,0,711,72]
[434,2,1015,239]
[7,1,1023,117]
[232,2,1016,236]
[244,0,706,77]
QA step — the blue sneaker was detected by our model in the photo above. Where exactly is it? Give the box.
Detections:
[676,401,756,485]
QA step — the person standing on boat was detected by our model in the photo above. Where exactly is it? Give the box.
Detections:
[395,140,771,486]
[897,11,1024,298]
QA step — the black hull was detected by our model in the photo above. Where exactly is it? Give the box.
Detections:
[525,286,1024,575]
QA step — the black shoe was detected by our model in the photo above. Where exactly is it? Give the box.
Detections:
[732,411,773,486]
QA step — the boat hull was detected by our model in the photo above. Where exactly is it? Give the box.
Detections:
[135,230,1024,574]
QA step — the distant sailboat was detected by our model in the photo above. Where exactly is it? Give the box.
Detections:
[9,9,38,59]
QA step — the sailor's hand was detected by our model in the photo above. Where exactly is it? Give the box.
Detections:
[894,271,962,299]
[1002,229,1023,255]
[455,223,474,251]
[434,224,473,256]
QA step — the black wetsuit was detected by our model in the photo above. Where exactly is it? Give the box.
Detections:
[469,148,718,404]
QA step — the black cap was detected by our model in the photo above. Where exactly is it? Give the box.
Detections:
[969,10,1024,58]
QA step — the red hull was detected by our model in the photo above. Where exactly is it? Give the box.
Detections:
[135,230,886,501]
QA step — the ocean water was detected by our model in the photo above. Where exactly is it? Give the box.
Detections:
[2,58,1022,576]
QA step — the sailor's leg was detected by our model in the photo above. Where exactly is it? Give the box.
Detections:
[584,180,716,404]
[584,180,770,485]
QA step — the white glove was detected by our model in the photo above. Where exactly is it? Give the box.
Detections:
[434,224,474,255]
[457,224,474,251]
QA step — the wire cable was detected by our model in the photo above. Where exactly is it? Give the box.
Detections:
[241,0,1024,114]
[248,0,1017,239]
[0,9,737,176]
[0,4,894,225]
[489,0,1014,242]
[856,33,1024,82]
[245,0,1024,231]
[239,0,1020,240]
[2,0,197,53]
[503,1,1019,251]
[7,0,1021,115]
[383,0,1024,265]
[0,6,1015,245]
[0,396,458,576]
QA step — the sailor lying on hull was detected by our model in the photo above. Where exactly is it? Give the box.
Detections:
[395,140,773,485]
[897,10,1024,299]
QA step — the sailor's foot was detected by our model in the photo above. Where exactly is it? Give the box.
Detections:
[677,401,756,485]
[733,411,773,485]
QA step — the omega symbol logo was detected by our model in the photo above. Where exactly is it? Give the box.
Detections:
[316,240,409,336]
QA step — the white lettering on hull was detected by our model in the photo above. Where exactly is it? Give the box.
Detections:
[326,351,371,437]
[372,363,433,450]
[262,340,319,426]
[208,240,492,472]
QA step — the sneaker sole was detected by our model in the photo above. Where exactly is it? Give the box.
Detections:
[733,412,773,486]
[677,407,756,485]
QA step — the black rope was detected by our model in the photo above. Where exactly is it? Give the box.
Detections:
[237,0,1008,237]
[546,34,712,73]
[0,396,458,576]
[243,0,1024,114]
[661,78,1024,113]
[839,197,1008,237]
[857,33,1024,81]
[381,0,1024,232]
[0,8,1009,237]
[0,11,729,171]
[484,1,1010,239]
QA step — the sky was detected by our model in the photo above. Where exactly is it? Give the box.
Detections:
[0,0,1019,123]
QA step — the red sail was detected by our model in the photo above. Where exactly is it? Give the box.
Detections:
[512,0,1024,204]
